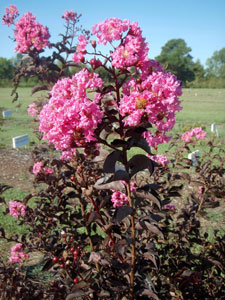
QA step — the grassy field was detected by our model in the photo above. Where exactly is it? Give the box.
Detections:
[0,87,225,149]
[0,87,45,148]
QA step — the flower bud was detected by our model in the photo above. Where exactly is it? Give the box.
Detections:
[91,40,96,48]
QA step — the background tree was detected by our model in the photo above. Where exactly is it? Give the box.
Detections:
[206,47,225,78]
[187,59,206,88]
[0,57,14,83]
[155,38,195,85]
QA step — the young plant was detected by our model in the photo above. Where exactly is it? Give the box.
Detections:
[0,6,187,300]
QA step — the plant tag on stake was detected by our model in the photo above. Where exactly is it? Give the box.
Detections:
[2,110,12,118]
[211,123,219,137]
[188,150,200,166]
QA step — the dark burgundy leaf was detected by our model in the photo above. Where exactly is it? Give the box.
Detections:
[105,169,130,183]
[141,289,159,300]
[111,139,128,147]
[66,291,86,300]
[94,177,125,191]
[0,228,5,238]
[103,150,123,173]
[31,84,49,95]
[92,148,110,162]
[135,190,161,209]
[87,212,99,226]
[116,206,133,223]
[140,220,163,238]
[128,154,154,177]
[128,137,152,155]
[143,252,159,270]
[41,258,54,271]
[0,184,12,194]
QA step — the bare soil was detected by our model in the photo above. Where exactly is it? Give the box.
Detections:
[0,148,34,192]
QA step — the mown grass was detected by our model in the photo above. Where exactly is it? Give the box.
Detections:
[0,87,45,148]
[0,186,29,235]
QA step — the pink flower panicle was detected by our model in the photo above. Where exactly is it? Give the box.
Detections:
[92,18,130,45]
[39,68,103,151]
[119,71,182,147]
[9,243,29,264]
[27,103,38,117]
[181,127,206,143]
[62,10,77,23]
[111,191,128,207]
[111,21,149,71]
[72,34,89,63]
[9,201,26,218]
[2,5,19,26]
[14,12,50,53]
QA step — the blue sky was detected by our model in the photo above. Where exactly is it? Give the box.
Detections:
[0,0,224,66]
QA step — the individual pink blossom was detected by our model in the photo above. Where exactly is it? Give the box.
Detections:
[14,12,50,53]
[9,243,29,264]
[32,161,43,174]
[27,103,38,117]
[2,5,19,26]
[9,201,26,218]
[151,154,170,167]
[111,191,129,207]
[39,69,103,151]
[62,10,77,23]
[181,127,206,142]
[181,131,193,143]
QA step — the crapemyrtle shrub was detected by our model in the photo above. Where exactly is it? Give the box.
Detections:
[1,4,225,300]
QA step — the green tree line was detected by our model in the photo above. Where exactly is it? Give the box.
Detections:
[1,41,225,88]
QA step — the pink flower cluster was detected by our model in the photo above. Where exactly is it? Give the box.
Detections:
[39,68,103,151]
[14,12,50,53]
[181,127,206,143]
[9,201,26,218]
[62,10,77,23]
[111,22,149,70]
[151,154,170,167]
[119,71,182,147]
[111,191,129,207]
[27,103,38,117]
[2,5,19,26]
[9,243,29,264]
[32,161,53,175]
[72,34,89,63]
[92,18,130,45]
